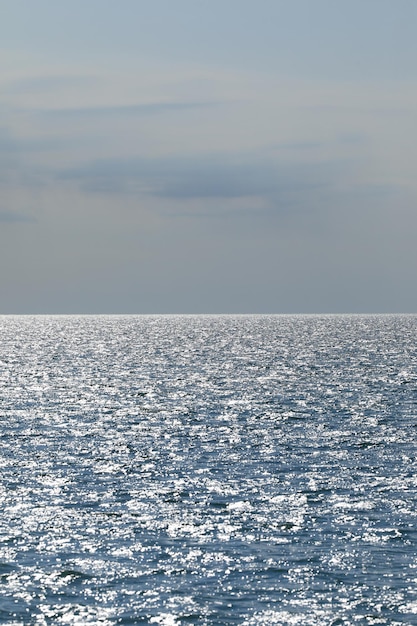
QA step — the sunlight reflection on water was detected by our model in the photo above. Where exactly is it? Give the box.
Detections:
[0,315,417,624]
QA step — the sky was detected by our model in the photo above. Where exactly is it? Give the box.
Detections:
[1,0,417,313]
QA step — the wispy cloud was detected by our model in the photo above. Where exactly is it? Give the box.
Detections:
[37,101,218,119]
[0,211,37,224]
[0,127,63,155]
[58,153,348,205]
[0,74,98,95]
[55,150,411,229]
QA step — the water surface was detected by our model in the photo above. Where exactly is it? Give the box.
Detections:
[0,315,416,624]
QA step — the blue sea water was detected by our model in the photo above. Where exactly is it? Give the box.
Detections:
[0,314,417,625]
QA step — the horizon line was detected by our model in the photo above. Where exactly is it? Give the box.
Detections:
[0,312,415,317]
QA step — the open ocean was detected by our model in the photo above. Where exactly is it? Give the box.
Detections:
[1,314,417,625]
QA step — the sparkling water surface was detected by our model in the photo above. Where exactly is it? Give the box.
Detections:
[1,315,417,625]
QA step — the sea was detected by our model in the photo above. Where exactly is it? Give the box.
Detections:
[0,314,417,625]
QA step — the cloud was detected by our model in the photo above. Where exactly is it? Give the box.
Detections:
[0,75,97,95]
[57,153,358,221]
[0,127,62,155]
[60,154,325,195]
[0,211,37,224]
[38,101,217,119]
[54,149,412,239]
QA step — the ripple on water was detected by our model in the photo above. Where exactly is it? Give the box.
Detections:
[0,315,416,624]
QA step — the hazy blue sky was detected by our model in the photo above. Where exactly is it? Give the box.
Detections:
[1,0,417,313]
